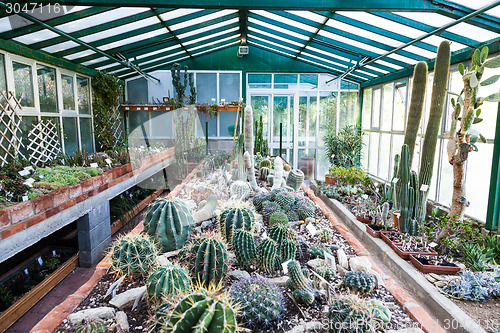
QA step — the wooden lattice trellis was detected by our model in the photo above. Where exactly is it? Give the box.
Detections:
[97,105,123,148]
[0,91,25,166]
[27,120,62,166]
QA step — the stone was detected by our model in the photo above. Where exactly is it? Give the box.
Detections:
[337,265,348,277]
[229,270,251,280]
[337,248,349,269]
[115,311,129,333]
[109,286,146,310]
[425,274,437,283]
[349,256,372,273]
[268,275,289,286]
[387,328,425,333]
[194,226,202,233]
[67,307,116,324]
[307,258,325,270]
[201,220,212,228]
[287,321,323,333]
[157,254,171,266]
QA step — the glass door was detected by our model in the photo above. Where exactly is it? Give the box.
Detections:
[272,95,295,165]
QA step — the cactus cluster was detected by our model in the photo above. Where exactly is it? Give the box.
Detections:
[110,233,158,277]
[233,229,257,269]
[261,201,283,219]
[259,167,270,180]
[218,203,255,246]
[183,232,229,286]
[252,193,270,211]
[143,197,194,252]
[230,276,284,327]
[252,187,314,221]
[269,211,289,226]
[309,243,333,259]
[286,260,322,305]
[286,169,305,191]
[319,227,333,243]
[73,321,108,333]
[146,263,190,302]
[343,271,376,294]
[230,180,250,200]
[313,262,336,280]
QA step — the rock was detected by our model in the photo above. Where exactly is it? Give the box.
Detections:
[229,270,251,280]
[337,265,348,277]
[268,276,289,286]
[337,249,349,269]
[115,311,129,333]
[349,256,372,273]
[194,226,202,233]
[254,220,264,234]
[387,328,425,333]
[307,258,325,270]
[434,280,448,288]
[425,274,437,283]
[287,321,323,333]
[157,254,171,266]
[201,220,212,228]
[68,307,116,324]
[109,286,146,310]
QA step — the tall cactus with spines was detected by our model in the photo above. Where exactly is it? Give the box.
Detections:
[184,232,229,286]
[162,285,239,333]
[269,223,290,245]
[398,144,414,234]
[286,260,320,305]
[286,169,305,191]
[257,237,278,273]
[272,157,284,190]
[233,229,257,269]
[171,63,188,106]
[110,233,158,277]
[381,201,390,223]
[218,203,255,245]
[143,197,194,252]
[269,211,288,226]
[146,263,190,302]
[244,105,260,192]
[280,238,297,264]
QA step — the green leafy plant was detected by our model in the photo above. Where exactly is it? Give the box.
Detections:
[324,125,363,169]
[462,243,496,272]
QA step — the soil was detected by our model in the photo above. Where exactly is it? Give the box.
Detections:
[451,298,500,332]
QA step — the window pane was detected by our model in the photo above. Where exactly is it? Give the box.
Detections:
[41,117,61,145]
[361,133,369,170]
[368,132,379,175]
[79,118,94,153]
[219,111,238,137]
[126,77,148,104]
[198,112,217,137]
[151,111,173,138]
[13,61,34,107]
[61,74,75,110]
[393,81,407,132]
[298,96,307,147]
[300,74,318,89]
[128,111,149,135]
[219,73,240,103]
[196,73,217,104]
[362,88,372,130]
[63,117,79,154]
[19,116,38,157]
[318,92,337,146]
[309,97,317,147]
[77,76,90,114]
[340,80,358,90]
[248,74,271,89]
[339,91,359,130]
[37,65,57,113]
[371,88,381,128]
[251,95,269,138]
[0,54,6,92]
[274,74,297,89]
[379,133,391,180]
[381,83,393,131]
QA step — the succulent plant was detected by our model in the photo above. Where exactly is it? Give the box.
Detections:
[280,238,297,264]
[319,227,333,243]
[73,320,108,333]
[146,263,190,302]
[143,197,194,252]
[343,271,376,294]
[230,180,250,200]
[252,193,270,211]
[272,157,284,190]
[259,167,270,181]
[230,276,284,327]
[285,209,300,222]
[441,270,500,302]
[259,158,272,169]
[269,223,290,247]
[295,197,315,220]
[193,194,217,224]
[218,203,255,246]
[274,191,296,209]
[286,169,305,191]
[309,244,333,259]
[257,238,278,273]
[161,284,239,332]
[286,260,321,305]
[233,229,257,269]
[183,232,229,286]
[262,201,282,219]
[269,211,289,226]
[110,233,158,277]
[313,262,336,280]
[369,299,392,328]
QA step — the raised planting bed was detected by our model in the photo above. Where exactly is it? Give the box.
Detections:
[410,254,461,275]
[392,242,438,260]
[0,247,78,332]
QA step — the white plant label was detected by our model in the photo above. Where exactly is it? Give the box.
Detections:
[37,257,43,266]
[90,163,99,168]
[306,223,317,236]
[261,231,268,239]
[392,178,399,184]
[324,251,336,268]
[24,166,33,172]
[53,250,56,255]
[420,184,429,192]
[361,194,368,200]
[39,175,44,179]
[24,269,29,275]
[105,158,112,166]
[429,242,438,248]
[282,259,292,274]
[18,169,30,176]
[22,196,29,202]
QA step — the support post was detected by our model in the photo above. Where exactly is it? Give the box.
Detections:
[486,103,500,231]
[279,122,283,157]
[77,201,111,267]
[205,121,209,155]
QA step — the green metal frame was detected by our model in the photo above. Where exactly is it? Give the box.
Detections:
[486,103,500,231]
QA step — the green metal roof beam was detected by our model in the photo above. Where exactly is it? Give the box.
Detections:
[372,12,480,47]
[0,6,115,39]
[84,12,238,68]
[151,7,192,59]
[239,9,248,45]
[295,11,333,58]
[29,8,174,50]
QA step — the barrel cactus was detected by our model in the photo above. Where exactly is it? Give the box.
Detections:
[343,271,376,294]
[269,212,288,226]
[252,193,270,211]
[161,285,239,332]
[259,158,272,169]
[259,167,270,181]
[73,321,107,333]
[269,223,290,246]
[280,238,297,264]
[230,180,250,200]
[286,260,321,305]
[233,229,257,269]
[146,263,190,302]
[309,243,333,259]
[297,201,315,220]
[286,169,305,191]
[110,233,158,277]
[327,294,377,333]
[313,262,336,280]
[319,227,333,243]
[218,203,255,245]
[274,191,296,209]
[184,232,229,286]
[262,201,282,219]
[230,276,284,327]
[284,209,300,222]
[143,197,194,252]
[257,237,278,273]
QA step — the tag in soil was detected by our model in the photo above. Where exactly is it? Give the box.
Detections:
[18,169,30,176]
[24,269,29,275]
[22,195,29,202]
[261,231,268,239]
[429,242,438,248]
[420,184,429,192]
[392,178,399,184]
[324,251,336,268]
[53,250,56,255]
[306,223,317,236]
[361,194,368,200]
[37,257,43,266]
[24,166,33,172]
[90,163,99,168]
[282,259,292,275]
[105,158,112,165]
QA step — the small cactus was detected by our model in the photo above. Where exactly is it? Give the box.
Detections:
[327,294,386,333]
[218,203,255,245]
[285,209,300,222]
[274,191,296,209]
[309,243,332,259]
[110,233,158,277]
[343,271,376,294]
[280,238,297,264]
[283,164,292,172]
[259,167,270,181]
[319,227,333,243]
[262,201,282,219]
[269,211,289,226]
[257,238,278,273]
[230,180,250,200]
[73,320,107,333]
[286,260,321,305]
[233,229,257,269]
[269,223,290,247]
[146,263,190,302]
[252,193,270,211]
[259,158,272,169]
[313,262,336,280]
[286,169,305,191]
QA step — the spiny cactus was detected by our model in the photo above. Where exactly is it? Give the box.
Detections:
[162,284,239,332]
[286,260,321,305]
[313,262,336,280]
[73,320,108,333]
[285,209,300,222]
[193,194,217,224]
[369,299,392,328]
[269,223,290,247]
[259,158,272,169]
[110,233,158,277]
[146,263,190,302]
[259,167,270,181]
[381,201,390,223]
[257,237,278,273]
[218,203,255,245]
[272,157,284,190]
[280,238,297,264]
[269,211,288,226]
[230,276,284,327]
[309,244,333,259]
[244,106,261,192]
[233,229,257,269]
[343,271,376,294]
[184,232,229,286]
[296,197,315,220]
[398,144,416,234]
[274,191,296,209]
[262,201,282,219]
[143,197,194,252]
[286,169,305,191]
[319,227,333,243]
[230,180,250,200]
[252,193,270,211]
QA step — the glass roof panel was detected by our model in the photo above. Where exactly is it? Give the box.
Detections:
[189,40,239,58]
[177,17,238,38]
[448,0,500,17]
[249,27,304,48]
[364,65,390,74]
[306,45,352,63]
[375,60,403,70]
[96,62,121,71]
[64,50,95,60]
[249,17,309,40]
[250,10,316,33]
[80,16,160,43]
[65,6,91,14]
[158,8,204,21]
[136,45,180,60]
[56,8,150,33]
[422,35,467,51]
[185,34,239,53]
[394,12,453,27]
[14,29,60,44]
[0,17,13,33]
[183,27,239,46]
[82,56,108,66]
[99,28,165,51]
[170,10,237,31]
[446,23,498,42]
[249,34,301,53]
[42,40,79,53]
[387,53,418,65]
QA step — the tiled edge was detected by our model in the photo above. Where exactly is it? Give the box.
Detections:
[29,162,200,333]
[302,184,446,333]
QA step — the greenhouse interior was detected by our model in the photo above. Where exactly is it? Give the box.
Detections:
[0,0,500,332]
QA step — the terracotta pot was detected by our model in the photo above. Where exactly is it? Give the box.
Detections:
[356,215,372,224]
[409,254,461,275]
[381,231,403,246]
[298,156,315,180]
[366,224,392,238]
[393,243,438,260]
[325,175,337,185]
[393,210,401,229]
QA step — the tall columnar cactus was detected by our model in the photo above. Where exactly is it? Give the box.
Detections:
[171,63,188,106]
[286,169,305,191]
[415,41,450,223]
[146,263,190,302]
[143,198,194,252]
[272,157,284,190]
[230,276,284,327]
[110,234,158,277]
[381,201,390,223]
[244,105,260,192]
[218,203,255,245]
[343,271,376,294]
[286,260,320,305]
[280,238,297,264]
[269,223,290,247]
[257,237,278,273]
[233,229,257,269]
[184,232,229,286]
[193,194,217,224]
[230,180,250,200]
[398,144,414,234]
[162,285,239,333]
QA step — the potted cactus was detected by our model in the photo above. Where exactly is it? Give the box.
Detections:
[410,254,461,274]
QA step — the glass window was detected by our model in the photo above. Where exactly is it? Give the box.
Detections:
[0,54,6,92]
[274,74,298,89]
[41,117,61,144]
[381,83,393,131]
[393,81,407,132]
[361,133,369,170]
[298,96,307,147]
[379,133,391,180]
[37,65,57,113]
[300,74,318,89]
[61,74,75,110]
[62,117,79,155]
[340,80,358,90]
[198,112,217,137]
[126,77,148,104]
[251,95,269,137]
[196,73,217,104]
[77,76,90,114]
[371,88,381,129]
[19,116,38,157]
[362,88,372,130]
[219,73,240,104]
[339,91,359,130]
[79,118,94,153]
[219,111,238,137]
[128,111,149,134]
[248,74,271,89]
[368,132,379,176]
[13,61,34,107]
[309,97,317,147]
[151,111,173,137]
[318,92,337,146]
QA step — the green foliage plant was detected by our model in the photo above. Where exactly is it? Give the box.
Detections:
[324,125,363,169]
